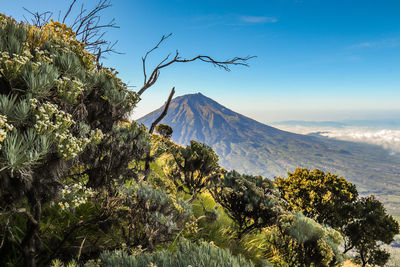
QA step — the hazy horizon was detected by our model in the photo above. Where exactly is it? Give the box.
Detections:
[131,92,400,122]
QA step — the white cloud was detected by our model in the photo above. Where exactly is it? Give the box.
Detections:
[320,129,400,154]
[273,124,400,154]
[239,16,277,23]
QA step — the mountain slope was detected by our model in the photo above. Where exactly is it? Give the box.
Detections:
[138,93,400,213]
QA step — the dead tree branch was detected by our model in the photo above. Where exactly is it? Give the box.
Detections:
[149,87,175,134]
[62,0,78,23]
[138,34,256,96]
[142,33,172,85]
[143,87,175,180]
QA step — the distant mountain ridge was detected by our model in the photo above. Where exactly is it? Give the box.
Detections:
[138,93,400,214]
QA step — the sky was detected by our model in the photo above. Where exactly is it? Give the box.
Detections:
[2,0,400,122]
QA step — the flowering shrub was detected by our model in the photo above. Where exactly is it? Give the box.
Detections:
[55,77,84,104]
[0,50,32,81]
[31,101,104,159]
[0,115,13,148]
[57,182,96,211]
[0,14,143,266]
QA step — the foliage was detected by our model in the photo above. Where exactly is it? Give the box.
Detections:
[100,240,256,267]
[275,168,358,229]
[265,212,344,267]
[109,182,193,250]
[344,195,399,267]
[25,180,191,265]
[155,123,173,139]
[168,140,220,196]
[187,192,273,266]
[212,170,281,237]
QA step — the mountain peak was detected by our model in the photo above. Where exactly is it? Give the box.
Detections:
[174,92,215,104]
[138,92,282,145]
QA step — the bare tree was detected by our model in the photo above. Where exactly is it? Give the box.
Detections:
[24,0,119,60]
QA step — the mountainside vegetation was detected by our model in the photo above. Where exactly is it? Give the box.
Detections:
[138,93,400,216]
[0,7,399,267]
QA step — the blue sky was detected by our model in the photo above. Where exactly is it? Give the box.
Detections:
[2,0,400,122]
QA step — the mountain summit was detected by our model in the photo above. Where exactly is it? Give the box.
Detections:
[138,92,290,146]
[138,93,400,203]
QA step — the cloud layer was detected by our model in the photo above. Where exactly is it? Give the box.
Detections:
[273,124,400,154]
[320,128,400,154]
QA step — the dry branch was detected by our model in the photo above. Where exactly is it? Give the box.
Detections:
[149,87,175,134]
[143,87,176,179]
[138,34,255,96]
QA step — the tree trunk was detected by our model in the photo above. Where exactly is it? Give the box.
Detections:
[21,198,41,267]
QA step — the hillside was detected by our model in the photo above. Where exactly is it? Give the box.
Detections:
[138,93,400,214]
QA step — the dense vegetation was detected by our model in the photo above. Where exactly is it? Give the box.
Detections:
[0,13,398,267]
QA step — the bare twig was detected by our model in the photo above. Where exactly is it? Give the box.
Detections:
[23,8,53,28]
[62,0,78,23]
[24,0,120,59]
[142,33,172,85]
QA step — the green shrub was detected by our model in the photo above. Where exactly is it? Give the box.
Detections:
[211,170,281,237]
[266,212,344,266]
[168,140,220,196]
[344,196,399,266]
[111,182,193,250]
[101,240,255,267]
[275,168,358,229]
[155,124,173,139]
[275,168,399,266]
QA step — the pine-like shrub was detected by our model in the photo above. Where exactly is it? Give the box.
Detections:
[168,140,220,196]
[211,170,281,237]
[100,240,256,267]
[109,182,193,250]
[266,212,344,266]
